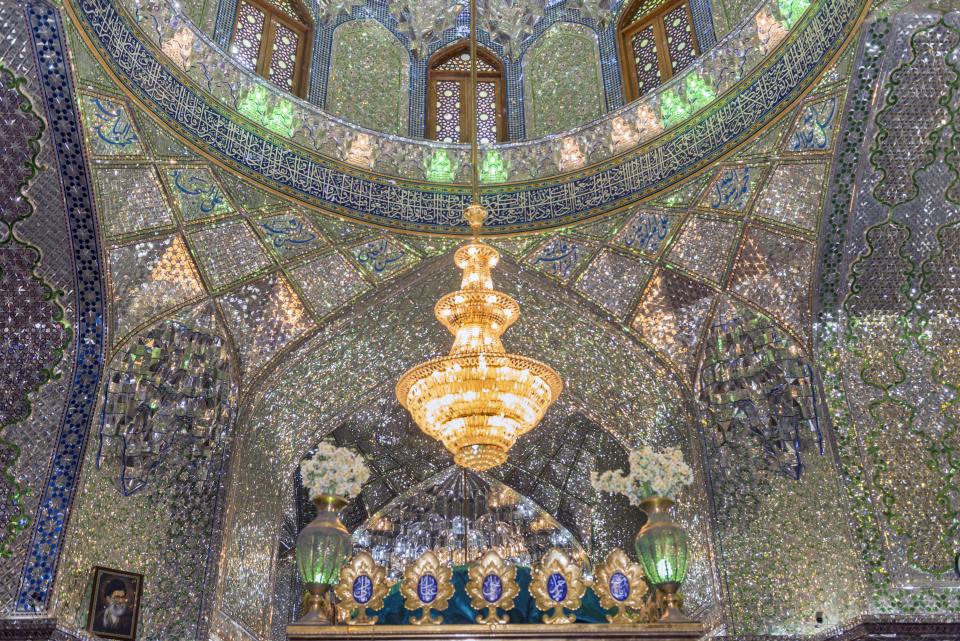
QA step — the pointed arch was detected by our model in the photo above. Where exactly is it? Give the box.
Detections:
[426,40,507,143]
[326,20,410,135]
[230,0,314,97]
[211,253,717,636]
[616,0,700,101]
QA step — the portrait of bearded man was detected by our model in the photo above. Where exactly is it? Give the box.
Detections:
[87,568,142,640]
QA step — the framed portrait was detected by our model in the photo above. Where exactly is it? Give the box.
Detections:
[86,566,143,640]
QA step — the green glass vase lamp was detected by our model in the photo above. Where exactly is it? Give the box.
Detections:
[295,444,370,625]
[590,445,694,622]
[635,495,690,622]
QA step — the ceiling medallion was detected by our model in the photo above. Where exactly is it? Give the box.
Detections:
[396,205,562,470]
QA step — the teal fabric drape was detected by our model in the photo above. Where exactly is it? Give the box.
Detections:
[365,566,612,624]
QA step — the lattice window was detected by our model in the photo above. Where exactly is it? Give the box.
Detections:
[626,0,667,24]
[234,1,266,70]
[630,26,661,95]
[435,81,462,143]
[267,0,299,18]
[663,4,696,74]
[476,81,497,144]
[269,22,301,90]
[231,0,312,97]
[427,42,507,143]
[618,0,700,100]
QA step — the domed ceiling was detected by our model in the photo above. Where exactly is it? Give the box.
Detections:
[66,0,866,233]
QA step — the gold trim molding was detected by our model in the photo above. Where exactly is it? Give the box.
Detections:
[286,622,705,639]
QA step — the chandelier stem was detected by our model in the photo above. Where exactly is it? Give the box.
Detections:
[396,25,563,469]
[469,0,480,210]
[460,467,468,564]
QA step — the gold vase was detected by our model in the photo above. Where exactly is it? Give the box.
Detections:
[295,495,352,625]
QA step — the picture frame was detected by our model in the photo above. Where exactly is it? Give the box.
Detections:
[86,566,143,640]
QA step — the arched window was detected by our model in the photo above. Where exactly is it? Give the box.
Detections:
[231,0,313,97]
[617,0,699,101]
[427,42,507,144]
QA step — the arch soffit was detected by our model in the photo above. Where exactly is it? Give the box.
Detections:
[99,239,810,434]
[239,252,697,470]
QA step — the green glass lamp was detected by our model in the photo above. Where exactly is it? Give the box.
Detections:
[426,149,456,183]
[634,496,690,622]
[479,150,508,183]
[294,495,353,625]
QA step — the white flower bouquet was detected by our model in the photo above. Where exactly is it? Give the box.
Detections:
[590,445,693,505]
[299,442,370,500]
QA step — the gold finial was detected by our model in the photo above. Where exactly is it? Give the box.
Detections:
[466,550,519,624]
[400,550,454,624]
[464,203,487,238]
[593,548,648,623]
[530,548,588,624]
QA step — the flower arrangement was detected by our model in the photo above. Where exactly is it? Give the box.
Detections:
[299,442,370,500]
[591,445,693,505]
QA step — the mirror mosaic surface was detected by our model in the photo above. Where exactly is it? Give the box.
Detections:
[0,0,958,639]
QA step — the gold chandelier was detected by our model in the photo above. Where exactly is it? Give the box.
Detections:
[396,206,562,470]
[396,1,561,470]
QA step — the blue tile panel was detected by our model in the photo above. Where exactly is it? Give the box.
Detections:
[213,0,238,46]
[17,0,107,612]
[690,0,718,50]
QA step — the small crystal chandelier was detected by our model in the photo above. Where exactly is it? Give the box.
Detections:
[396,0,561,471]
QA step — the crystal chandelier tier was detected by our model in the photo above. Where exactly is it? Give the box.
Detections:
[396,206,562,471]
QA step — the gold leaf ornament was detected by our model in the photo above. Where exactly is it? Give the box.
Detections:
[333,552,390,625]
[466,550,520,624]
[593,548,649,623]
[400,550,455,625]
[530,548,588,624]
